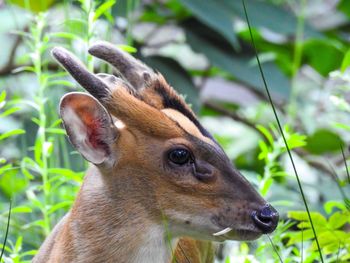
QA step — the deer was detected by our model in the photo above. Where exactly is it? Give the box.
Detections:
[33,41,279,263]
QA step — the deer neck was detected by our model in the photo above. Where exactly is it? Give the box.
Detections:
[68,166,178,263]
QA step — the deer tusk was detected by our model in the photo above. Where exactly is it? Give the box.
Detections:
[212,227,232,236]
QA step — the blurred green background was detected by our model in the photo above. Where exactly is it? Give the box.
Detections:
[0,0,350,262]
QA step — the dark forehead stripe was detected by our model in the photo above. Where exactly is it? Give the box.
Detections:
[151,79,215,141]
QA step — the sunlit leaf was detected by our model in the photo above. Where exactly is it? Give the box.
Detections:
[328,211,349,229]
[0,129,25,141]
[94,0,116,21]
[10,206,32,214]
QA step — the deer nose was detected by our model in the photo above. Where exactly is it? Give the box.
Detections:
[251,204,279,234]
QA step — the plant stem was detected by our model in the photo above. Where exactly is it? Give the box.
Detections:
[288,0,306,120]
[242,1,324,262]
[32,14,51,236]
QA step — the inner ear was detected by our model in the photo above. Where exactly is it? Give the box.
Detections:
[60,92,118,165]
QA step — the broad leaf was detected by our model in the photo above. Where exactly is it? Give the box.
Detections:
[303,39,344,76]
[306,129,344,154]
[221,0,321,39]
[183,19,290,99]
[179,0,238,48]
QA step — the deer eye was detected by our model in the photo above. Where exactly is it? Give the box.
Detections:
[168,148,191,165]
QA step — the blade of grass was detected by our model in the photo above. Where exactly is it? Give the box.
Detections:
[339,141,350,184]
[0,200,12,261]
[241,1,324,262]
[177,242,191,263]
[267,235,283,263]
[161,211,179,263]
[326,160,350,211]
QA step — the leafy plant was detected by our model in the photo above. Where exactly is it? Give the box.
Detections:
[288,203,350,262]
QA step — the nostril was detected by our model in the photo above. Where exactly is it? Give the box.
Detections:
[251,204,279,234]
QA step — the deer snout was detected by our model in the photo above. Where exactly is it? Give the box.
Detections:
[251,204,279,234]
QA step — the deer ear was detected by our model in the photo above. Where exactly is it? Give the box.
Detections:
[59,92,118,165]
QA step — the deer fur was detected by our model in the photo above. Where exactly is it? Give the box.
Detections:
[33,42,278,263]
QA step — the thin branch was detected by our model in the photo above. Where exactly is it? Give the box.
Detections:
[204,101,262,134]
[0,63,59,76]
[0,27,28,75]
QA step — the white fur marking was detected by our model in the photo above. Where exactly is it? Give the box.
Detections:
[114,119,125,129]
[132,225,177,263]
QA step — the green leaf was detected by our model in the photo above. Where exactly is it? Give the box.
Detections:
[338,0,350,18]
[324,200,347,214]
[286,132,307,149]
[288,211,327,227]
[48,168,84,182]
[0,169,28,197]
[34,135,43,166]
[286,228,314,245]
[260,177,273,196]
[10,206,32,214]
[183,19,290,99]
[26,190,43,210]
[0,90,6,103]
[64,19,88,39]
[258,140,269,160]
[8,0,55,12]
[341,48,350,72]
[328,211,349,229]
[311,230,347,251]
[306,129,344,154]
[179,0,239,48]
[47,80,76,88]
[315,231,338,247]
[256,125,274,146]
[14,236,22,253]
[0,164,12,175]
[333,122,350,132]
[94,0,116,21]
[48,201,73,215]
[50,119,63,128]
[0,129,25,141]
[0,107,21,118]
[221,0,321,39]
[118,44,137,53]
[50,32,81,41]
[303,39,344,76]
[46,128,66,135]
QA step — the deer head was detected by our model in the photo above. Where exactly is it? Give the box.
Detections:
[52,42,278,242]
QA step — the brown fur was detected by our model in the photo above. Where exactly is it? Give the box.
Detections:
[174,238,214,263]
[35,45,273,263]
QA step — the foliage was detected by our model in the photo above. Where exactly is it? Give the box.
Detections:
[288,204,350,262]
[0,0,350,262]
